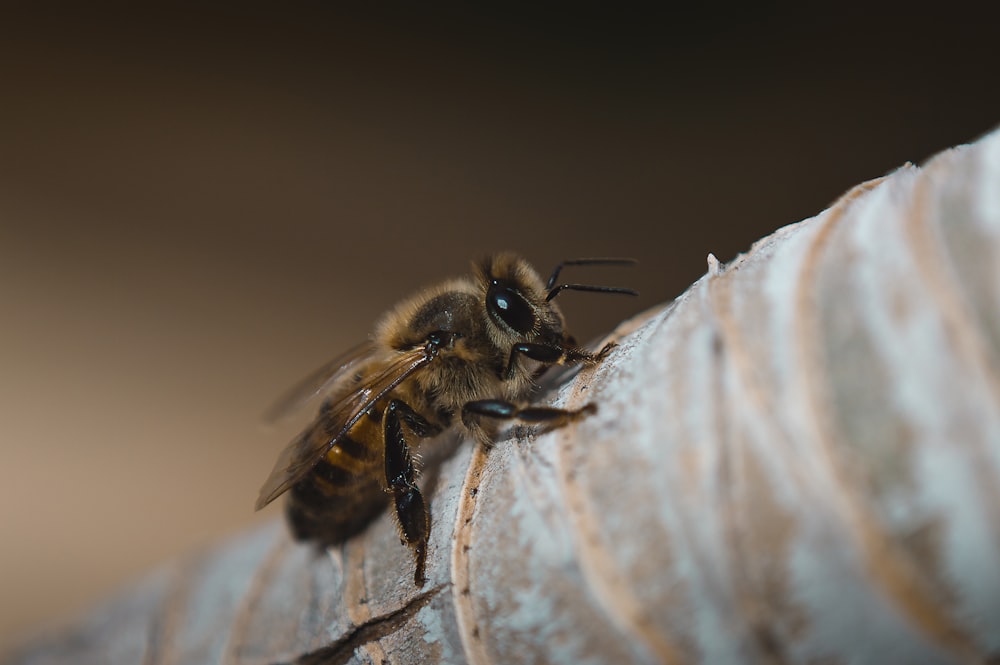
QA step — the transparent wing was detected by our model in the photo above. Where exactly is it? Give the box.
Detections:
[262,340,377,424]
[255,344,433,510]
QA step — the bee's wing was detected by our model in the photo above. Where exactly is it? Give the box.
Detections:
[254,345,433,510]
[262,340,377,423]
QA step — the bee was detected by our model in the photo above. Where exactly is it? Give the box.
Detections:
[256,253,636,586]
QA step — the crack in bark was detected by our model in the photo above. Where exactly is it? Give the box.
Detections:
[278,585,444,665]
[451,442,492,665]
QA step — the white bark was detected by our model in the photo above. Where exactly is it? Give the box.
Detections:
[6,128,1000,665]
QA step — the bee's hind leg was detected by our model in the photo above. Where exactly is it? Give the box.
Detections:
[383,399,440,587]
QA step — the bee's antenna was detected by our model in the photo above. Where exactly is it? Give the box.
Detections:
[546,284,638,301]
[544,257,638,301]
[544,257,637,291]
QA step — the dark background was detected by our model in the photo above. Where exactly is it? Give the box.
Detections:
[0,2,996,645]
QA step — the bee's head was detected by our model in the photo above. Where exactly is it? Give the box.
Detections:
[476,253,566,348]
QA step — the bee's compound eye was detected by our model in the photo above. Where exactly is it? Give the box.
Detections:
[488,282,535,334]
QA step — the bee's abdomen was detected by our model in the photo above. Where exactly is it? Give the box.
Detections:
[285,434,386,545]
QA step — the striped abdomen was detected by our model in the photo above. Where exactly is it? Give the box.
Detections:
[285,407,388,545]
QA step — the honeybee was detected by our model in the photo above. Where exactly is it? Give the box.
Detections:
[256,253,636,586]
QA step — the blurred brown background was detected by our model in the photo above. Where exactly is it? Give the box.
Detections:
[0,2,996,647]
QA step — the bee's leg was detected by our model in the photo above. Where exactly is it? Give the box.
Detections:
[462,399,597,435]
[383,399,440,587]
[503,340,616,379]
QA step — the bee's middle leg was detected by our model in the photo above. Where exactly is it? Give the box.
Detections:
[383,399,440,587]
[462,399,597,437]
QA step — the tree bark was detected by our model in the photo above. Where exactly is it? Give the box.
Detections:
[6,128,1000,665]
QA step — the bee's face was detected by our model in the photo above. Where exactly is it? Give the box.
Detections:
[477,252,565,351]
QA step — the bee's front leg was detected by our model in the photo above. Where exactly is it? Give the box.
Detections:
[503,341,616,380]
[383,399,439,587]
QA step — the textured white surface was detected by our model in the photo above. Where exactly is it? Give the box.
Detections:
[6,129,1000,665]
